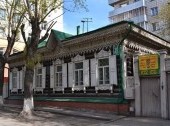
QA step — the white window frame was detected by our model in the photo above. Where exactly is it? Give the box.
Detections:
[36,67,42,88]
[74,62,83,86]
[55,65,62,87]
[98,58,110,85]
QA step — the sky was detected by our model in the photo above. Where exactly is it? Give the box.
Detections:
[63,0,112,35]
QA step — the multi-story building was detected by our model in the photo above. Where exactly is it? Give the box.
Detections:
[108,0,169,41]
[0,0,63,49]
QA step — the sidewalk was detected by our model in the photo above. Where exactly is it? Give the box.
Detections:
[1,104,170,126]
[1,104,125,121]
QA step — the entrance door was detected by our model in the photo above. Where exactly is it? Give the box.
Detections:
[141,77,161,117]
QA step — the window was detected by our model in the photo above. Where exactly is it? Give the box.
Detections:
[74,62,83,86]
[151,7,158,16]
[98,58,110,85]
[13,13,20,23]
[0,8,6,20]
[137,22,144,28]
[12,72,17,88]
[36,68,42,87]
[0,47,4,55]
[0,27,5,37]
[30,4,35,11]
[41,21,47,30]
[55,65,62,87]
[152,22,159,31]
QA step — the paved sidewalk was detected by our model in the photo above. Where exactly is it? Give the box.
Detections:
[1,104,170,126]
[1,104,125,121]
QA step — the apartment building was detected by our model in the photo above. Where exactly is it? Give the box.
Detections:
[108,0,169,40]
[0,0,63,54]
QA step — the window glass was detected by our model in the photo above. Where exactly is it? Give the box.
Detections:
[98,58,110,85]
[55,65,62,87]
[74,62,83,86]
[0,9,6,20]
[36,68,42,87]
[151,7,158,16]
[12,72,17,88]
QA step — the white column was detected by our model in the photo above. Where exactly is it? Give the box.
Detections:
[158,50,168,119]
[134,52,141,116]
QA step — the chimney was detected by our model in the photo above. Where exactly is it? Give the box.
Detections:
[77,26,80,35]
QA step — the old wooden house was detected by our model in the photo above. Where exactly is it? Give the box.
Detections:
[5,21,170,117]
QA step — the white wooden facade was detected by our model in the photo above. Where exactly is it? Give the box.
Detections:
[9,50,118,94]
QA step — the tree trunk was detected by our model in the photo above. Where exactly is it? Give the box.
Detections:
[0,56,5,96]
[0,56,5,105]
[20,66,34,117]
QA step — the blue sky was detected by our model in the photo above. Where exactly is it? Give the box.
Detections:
[63,0,112,35]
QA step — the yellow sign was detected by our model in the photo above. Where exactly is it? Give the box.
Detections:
[139,54,159,76]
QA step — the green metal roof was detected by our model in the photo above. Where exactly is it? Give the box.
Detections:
[38,40,48,48]
[37,30,73,48]
[51,29,73,41]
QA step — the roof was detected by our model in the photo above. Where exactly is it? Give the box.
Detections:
[38,40,47,48]
[8,21,170,61]
[37,30,73,49]
[51,29,73,41]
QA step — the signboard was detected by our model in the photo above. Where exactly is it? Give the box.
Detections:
[139,54,160,76]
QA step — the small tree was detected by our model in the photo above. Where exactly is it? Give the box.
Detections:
[0,0,26,96]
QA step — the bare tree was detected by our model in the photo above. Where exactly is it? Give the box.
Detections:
[0,0,26,96]
[19,0,86,117]
[0,0,86,117]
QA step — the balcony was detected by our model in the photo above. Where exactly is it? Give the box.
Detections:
[109,0,146,17]
[108,0,125,6]
[111,14,147,24]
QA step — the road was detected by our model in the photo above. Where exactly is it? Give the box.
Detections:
[0,107,170,126]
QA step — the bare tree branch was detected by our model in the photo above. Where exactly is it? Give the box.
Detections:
[39,21,57,43]
[40,1,64,23]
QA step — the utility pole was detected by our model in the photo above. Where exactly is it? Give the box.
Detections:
[81,18,92,33]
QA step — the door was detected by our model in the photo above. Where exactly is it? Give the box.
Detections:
[141,77,161,117]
